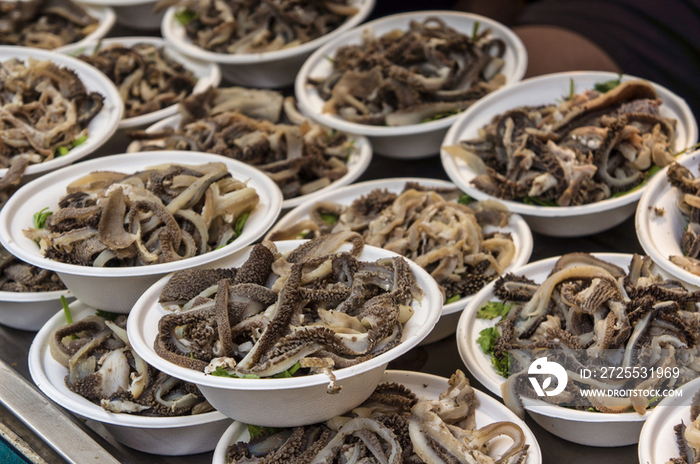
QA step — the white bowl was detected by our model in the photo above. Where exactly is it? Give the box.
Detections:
[295,11,528,159]
[125,114,373,209]
[0,289,73,331]
[637,150,700,288]
[0,151,283,313]
[212,369,542,464]
[59,37,221,130]
[456,253,691,447]
[0,46,124,182]
[127,240,443,426]
[28,300,231,455]
[266,177,533,344]
[53,4,116,52]
[638,376,700,464]
[80,0,164,29]
[441,71,698,237]
[161,0,375,87]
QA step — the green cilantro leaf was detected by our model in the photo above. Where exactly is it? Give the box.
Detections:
[71,135,88,147]
[211,366,235,378]
[523,196,557,207]
[477,327,500,354]
[247,424,281,439]
[320,213,338,226]
[234,212,249,237]
[593,74,623,93]
[95,309,120,321]
[457,194,475,205]
[56,146,69,157]
[445,294,461,304]
[491,354,509,377]
[33,207,52,229]
[476,301,512,319]
[175,9,198,25]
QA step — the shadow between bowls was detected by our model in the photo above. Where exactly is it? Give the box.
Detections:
[265,177,534,345]
[0,151,283,313]
[126,241,444,427]
[455,253,675,446]
[28,300,232,455]
[440,71,698,237]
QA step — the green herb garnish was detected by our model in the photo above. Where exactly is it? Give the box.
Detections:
[458,194,475,205]
[477,327,499,354]
[234,212,249,237]
[445,294,461,304]
[272,362,302,378]
[491,354,509,377]
[421,111,458,123]
[320,213,338,226]
[248,425,281,439]
[69,47,85,57]
[95,309,120,321]
[326,129,337,143]
[190,352,195,359]
[471,20,480,42]
[675,141,700,157]
[211,366,235,378]
[33,207,52,229]
[71,136,88,147]
[593,74,623,93]
[174,9,198,25]
[56,146,69,157]
[61,295,72,324]
[476,301,512,319]
[523,196,557,206]
[209,366,260,379]
[323,55,335,64]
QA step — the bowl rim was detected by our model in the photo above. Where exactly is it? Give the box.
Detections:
[636,149,700,287]
[58,36,222,130]
[456,251,674,423]
[265,176,534,316]
[126,240,444,390]
[54,4,116,53]
[160,0,376,64]
[28,299,229,428]
[440,70,699,218]
[0,288,71,303]
[0,46,124,178]
[294,10,528,138]
[125,114,374,209]
[211,369,542,464]
[637,375,700,464]
[0,151,283,278]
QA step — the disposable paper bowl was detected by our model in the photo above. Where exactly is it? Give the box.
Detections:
[59,37,221,130]
[638,376,700,464]
[80,0,164,29]
[28,300,231,455]
[160,0,375,87]
[53,4,115,52]
[127,240,443,426]
[0,46,123,181]
[440,71,698,237]
[0,151,283,312]
[637,150,700,288]
[212,370,542,464]
[125,114,373,209]
[266,177,533,344]
[0,289,73,331]
[295,11,527,159]
[456,253,694,447]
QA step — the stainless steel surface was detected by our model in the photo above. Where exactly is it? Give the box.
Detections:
[0,21,642,464]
